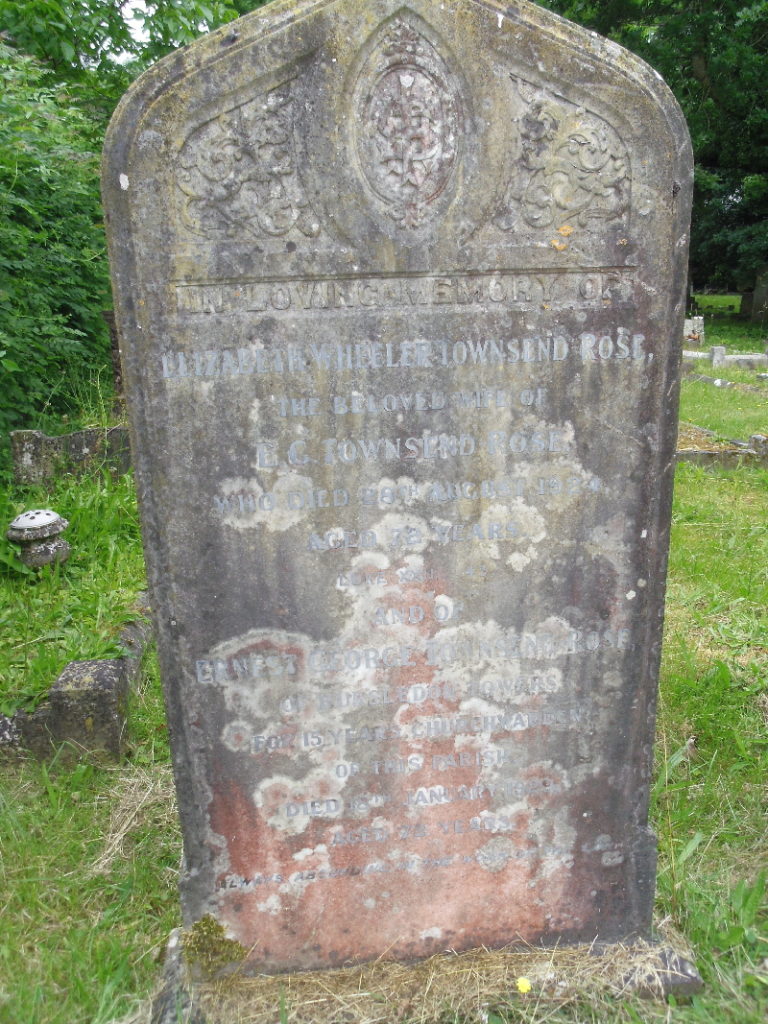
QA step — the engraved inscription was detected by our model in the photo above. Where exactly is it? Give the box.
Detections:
[175,268,636,314]
[353,14,461,227]
[103,0,693,968]
[160,329,647,382]
[177,76,320,239]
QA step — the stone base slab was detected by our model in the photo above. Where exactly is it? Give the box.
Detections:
[148,928,702,1023]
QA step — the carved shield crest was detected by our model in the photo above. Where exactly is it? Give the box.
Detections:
[352,13,461,228]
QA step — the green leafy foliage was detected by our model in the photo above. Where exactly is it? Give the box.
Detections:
[0,3,276,465]
[539,1,768,290]
[0,0,246,75]
[0,43,111,445]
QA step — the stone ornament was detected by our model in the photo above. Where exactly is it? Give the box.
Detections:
[495,78,630,238]
[352,13,461,228]
[177,77,321,240]
[6,509,71,568]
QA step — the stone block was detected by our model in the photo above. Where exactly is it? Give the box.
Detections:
[17,659,130,761]
[711,346,727,367]
[10,600,152,762]
[10,426,131,486]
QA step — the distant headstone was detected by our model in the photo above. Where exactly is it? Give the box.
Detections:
[683,316,704,347]
[751,266,768,323]
[711,345,727,368]
[103,0,693,983]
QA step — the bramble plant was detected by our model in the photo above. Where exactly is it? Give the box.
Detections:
[0,43,111,444]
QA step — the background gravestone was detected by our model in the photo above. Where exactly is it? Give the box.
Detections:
[103,0,692,975]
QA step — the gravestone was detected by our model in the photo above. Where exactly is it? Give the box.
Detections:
[103,0,693,985]
[751,265,768,323]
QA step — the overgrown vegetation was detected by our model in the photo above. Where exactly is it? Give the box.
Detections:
[0,468,147,715]
[0,3,272,465]
[0,43,111,444]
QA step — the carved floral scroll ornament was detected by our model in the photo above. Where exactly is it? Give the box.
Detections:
[496,79,630,236]
[176,80,320,240]
[353,15,461,229]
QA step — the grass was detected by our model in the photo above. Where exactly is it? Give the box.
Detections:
[691,294,767,352]
[678,377,767,442]
[0,314,766,1023]
[20,366,119,440]
[0,365,121,482]
[693,293,744,314]
[685,362,767,385]
[0,661,180,1024]
[186,936,705,1022]
[0,470,147,716]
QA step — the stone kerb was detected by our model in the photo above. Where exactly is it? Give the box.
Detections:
[710,346,768,370]
[3,603,153,762]
[10,426,132,486]
[103,0,696,999]
[681,348,768,369]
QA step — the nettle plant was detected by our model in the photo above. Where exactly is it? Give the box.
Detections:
[0,43,111,441]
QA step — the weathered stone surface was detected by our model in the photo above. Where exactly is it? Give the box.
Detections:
[13,599,153,762]
[10,426,131,486]
[17,659,130,761]
[150,931,206,1024]
[102,310,126,405]
[710,346,768,370]
[103,0,692,974]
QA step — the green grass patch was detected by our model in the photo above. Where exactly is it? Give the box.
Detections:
[685,362,767,386]
[26,366,120,439]
[0,469,146,715]
[653,462,768,1023]
[702,319,767,351]
[679,377,768,441]
[691,294,766,352]
[0,667,180,1024]
[693,293,743,315]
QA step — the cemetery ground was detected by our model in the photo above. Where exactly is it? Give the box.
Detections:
[0,310,766,1024]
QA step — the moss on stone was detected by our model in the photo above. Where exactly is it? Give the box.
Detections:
[183,915,247,980]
